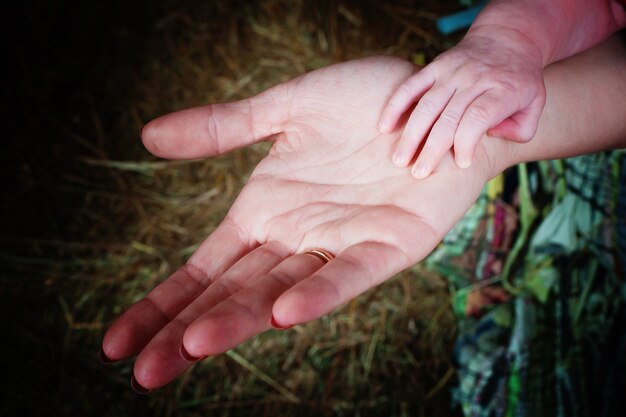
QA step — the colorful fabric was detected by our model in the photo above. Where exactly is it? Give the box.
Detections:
[427,151,626,417]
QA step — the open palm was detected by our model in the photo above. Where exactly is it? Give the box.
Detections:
[102,56,493,391]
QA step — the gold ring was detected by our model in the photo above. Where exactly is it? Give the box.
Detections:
[303,248,335,264]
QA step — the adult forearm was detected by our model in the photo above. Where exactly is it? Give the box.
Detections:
[470,0,626,66]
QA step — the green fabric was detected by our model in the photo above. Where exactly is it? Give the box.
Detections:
[427,151,626,417]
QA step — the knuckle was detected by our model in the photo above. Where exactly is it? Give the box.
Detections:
[205,105,222,155]
[415,97,439,117]
[396,80,415,97]
[465,104,492,125]
[268,268,297,288]
[437,109,461,129]
[493,78,517,92]
[214,278,244,297]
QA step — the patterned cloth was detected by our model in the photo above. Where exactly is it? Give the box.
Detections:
[427,151,626,417]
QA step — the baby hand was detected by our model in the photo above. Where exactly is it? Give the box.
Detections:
[379,25,546,178]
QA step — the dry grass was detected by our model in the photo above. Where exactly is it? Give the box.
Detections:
[2,1,465,416]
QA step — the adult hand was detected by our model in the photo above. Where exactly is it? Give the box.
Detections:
[101,56,497,391]
[379,25,546,175]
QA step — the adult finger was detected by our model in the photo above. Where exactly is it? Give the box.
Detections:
[392,85,455,167]
[181,252,328,358]
[410,90,476,178]
[453,91,518,168]
[272,241,421,327]
[378,69,435,134]
[487,94,546,143]
[131,243,288,389]
[141,84,290,159]
[101,218,251,361]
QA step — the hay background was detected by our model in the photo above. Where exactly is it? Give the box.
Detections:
[2,1,466,416]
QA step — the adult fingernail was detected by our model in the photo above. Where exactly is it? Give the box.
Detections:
[179,344,204,362]
[99,347,114,365]
[270,315,293,330]
[131,375,151,395]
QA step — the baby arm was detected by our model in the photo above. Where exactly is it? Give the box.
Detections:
[379,0,626,178]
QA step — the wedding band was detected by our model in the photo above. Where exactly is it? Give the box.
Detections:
[303,248,335,264]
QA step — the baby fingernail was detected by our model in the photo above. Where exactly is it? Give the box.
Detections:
[392,152,406,166]
[378,120,390,133]
[270,315,293,330]
[456,158,471,169]
[486,130,505,140]
[411,165,428,179]
[131,375,151,395]
[179,344,204,362]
